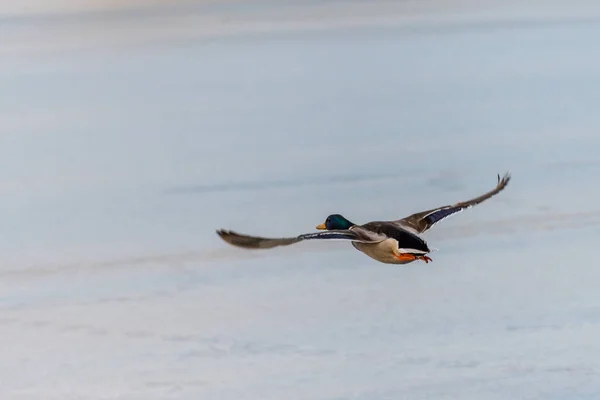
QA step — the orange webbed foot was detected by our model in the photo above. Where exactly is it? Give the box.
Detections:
[393,253,433,263]
[394,253,417,262]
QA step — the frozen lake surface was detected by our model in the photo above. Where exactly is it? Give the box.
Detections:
[2,1,600,399]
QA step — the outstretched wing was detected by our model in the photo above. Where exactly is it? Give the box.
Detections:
[216,229,379,250]
[395,172,511,234]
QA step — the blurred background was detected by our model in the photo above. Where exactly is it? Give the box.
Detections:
[2,1,600,399]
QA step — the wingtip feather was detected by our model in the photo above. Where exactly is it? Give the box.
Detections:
[498,171,511,188]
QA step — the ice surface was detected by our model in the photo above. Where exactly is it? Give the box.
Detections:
[2,1,600,399]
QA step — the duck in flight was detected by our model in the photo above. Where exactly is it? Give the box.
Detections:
[217,172,511,265]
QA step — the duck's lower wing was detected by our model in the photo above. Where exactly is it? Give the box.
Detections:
[394,172,511,234]
[216,229,380,250]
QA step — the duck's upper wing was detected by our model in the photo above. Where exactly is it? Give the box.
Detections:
[394,172,511,234]
[216,228,381,250]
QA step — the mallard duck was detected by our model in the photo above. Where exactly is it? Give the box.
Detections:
[217,172,511,264]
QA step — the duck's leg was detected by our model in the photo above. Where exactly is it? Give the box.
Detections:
[393,253,432,263]
[394,253,417,262]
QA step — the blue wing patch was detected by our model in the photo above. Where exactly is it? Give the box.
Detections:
[423,206,467,226]
[299,231,360,241]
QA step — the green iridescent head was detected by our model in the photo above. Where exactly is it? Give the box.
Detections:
[316,214,355,230]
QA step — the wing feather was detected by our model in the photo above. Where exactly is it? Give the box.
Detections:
[395,172,511,234]
[216,228,379,250]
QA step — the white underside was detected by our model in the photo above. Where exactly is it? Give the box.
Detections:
[352,239,429,265]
